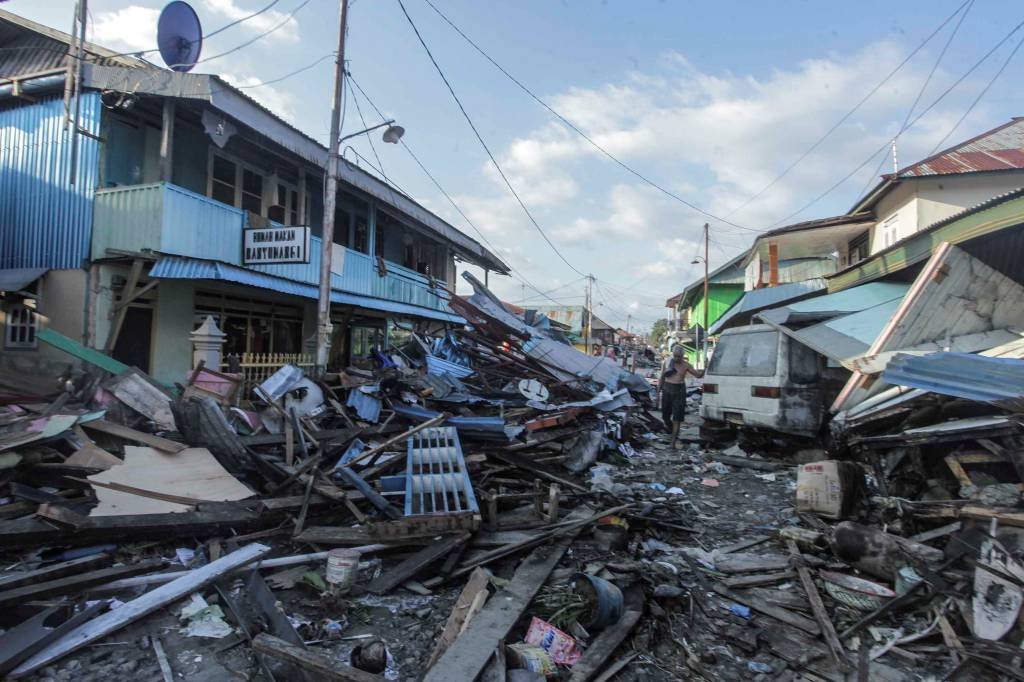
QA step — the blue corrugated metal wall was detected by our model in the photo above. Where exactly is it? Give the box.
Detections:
[0,93,101,269]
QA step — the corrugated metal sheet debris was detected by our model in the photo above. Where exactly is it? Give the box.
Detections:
[709,278,827,334]
[758,282,909,325]
[0,267,47,292]
[883,352,1024,412]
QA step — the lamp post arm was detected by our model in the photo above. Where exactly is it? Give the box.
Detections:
[339,119,395,144]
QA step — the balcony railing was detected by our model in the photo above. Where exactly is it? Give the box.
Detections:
[92,182,449,312]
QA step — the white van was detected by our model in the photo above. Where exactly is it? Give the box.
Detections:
[700,324,838,440]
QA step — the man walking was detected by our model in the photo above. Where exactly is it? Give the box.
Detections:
[661,345,703,449]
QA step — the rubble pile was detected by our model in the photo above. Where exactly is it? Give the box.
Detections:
[3,271,1024,681]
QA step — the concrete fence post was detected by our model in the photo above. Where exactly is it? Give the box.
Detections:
[190,315,226,371]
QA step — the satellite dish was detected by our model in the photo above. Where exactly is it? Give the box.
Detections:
[157,1,202,72]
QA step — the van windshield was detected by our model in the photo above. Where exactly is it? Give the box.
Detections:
[708,330,779,377]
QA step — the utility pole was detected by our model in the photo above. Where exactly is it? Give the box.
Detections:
[584,274,594,353]
[314,0,349,377]
[702,222,710,369]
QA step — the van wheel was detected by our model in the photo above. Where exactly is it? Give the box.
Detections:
[700,420,734,444]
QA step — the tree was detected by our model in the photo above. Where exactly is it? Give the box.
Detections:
[649,318,669,348]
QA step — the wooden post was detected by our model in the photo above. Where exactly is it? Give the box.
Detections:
[159,100,175,182]
[768,242,779,287]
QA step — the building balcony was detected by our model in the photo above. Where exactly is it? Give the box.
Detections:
[92,182,451,314]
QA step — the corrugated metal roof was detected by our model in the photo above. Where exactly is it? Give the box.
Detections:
[0,9,146,77]
[149,255,464,323]
[896,118,1024,178]
[883,352,1024,411]
[709,278,827,334]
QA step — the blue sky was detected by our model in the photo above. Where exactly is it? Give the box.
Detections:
[11,0,1024,331]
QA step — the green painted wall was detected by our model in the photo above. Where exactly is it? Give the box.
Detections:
[688,284,744,330]
[151,279,196,384]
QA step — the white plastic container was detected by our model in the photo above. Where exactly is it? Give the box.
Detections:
[326,548,361,592]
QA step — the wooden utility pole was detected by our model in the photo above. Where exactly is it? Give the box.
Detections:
[584,274,594,353]
[702,222,709,367]
[314,0,350,377]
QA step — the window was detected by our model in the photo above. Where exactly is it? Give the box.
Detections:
[211,155,237,206]
[847,231,869,266]
[353,217,369,254]
[267,182,301,225]
[240,168,263,214]
[787,338,820,384]
[4,303,38,349]
[882,214,899,248]
[707,330,779,377]
[194,291,303,358]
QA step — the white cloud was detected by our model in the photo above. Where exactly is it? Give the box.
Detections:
[439,38,1001,323]
[219,72,295,122]
[199,0,301,44]
[91,6,160,53]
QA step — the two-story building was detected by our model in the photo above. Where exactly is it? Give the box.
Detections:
[0,10,508,387]
[529,304,615,351]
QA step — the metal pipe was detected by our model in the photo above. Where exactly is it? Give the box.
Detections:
[0,75,67,100]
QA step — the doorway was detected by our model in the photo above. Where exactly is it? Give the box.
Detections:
[112,307,153,373]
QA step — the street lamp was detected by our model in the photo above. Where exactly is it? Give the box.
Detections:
[339,119,405,144]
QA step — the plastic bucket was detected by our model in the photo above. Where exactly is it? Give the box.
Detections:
[593,524,628,551]
[326,548,361,591]
[571,573,624,630]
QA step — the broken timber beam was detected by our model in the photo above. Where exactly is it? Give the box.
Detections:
[422,511,589,682]
[252,633,382,681]
[11,543,271,677]
[367,533,469,595]
[568,609,642,682]
[81,420,186,454]
[787,541,848,670]
[0,560,162,607]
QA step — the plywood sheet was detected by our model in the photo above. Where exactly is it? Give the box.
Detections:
[87,446,253,516]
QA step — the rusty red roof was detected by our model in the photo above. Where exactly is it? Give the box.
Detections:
[895,118,1024,178]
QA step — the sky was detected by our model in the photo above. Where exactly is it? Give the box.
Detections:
[9,0,1024,333]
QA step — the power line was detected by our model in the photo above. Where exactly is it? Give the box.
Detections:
[396,0,588,277]
[347,78,392,186]
[927,33,1024,154]
[719,0,972,221]
[420,0,755,233]
[854,1,972,205]
[204,0,282,40]
[189,0,311,67]
[346,73,577,308]
[231,52,335,90]
[770,14,1024,227]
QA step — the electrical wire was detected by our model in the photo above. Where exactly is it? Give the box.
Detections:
[927,34,1024,154]
[346,73,581,308]
[420,0,755,234]
[347,79,392,186]
[204,0,282,40]
[396,0,587,276]
[852,1,972,207]
[231,52,335,89]
[718,0,972,221]
[769,14,1024,227]
[187,0,311,67]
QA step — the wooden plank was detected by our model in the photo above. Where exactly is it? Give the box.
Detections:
[488,451,588,492]
[715,553,791,574]
[567,609,642,682]
[592,652,640,682]
[0,561,161,607]
[86,446,253,516]
[422,519,585,682]
[712,584,820,635]
[427,567,491,668]
[151,637,174,682]
[251,633,382,682]
[787,541,848,669]
[723,570,794,589]
[105,370,175,430]
[718,536,771,555]
[329,414,447,473]
[368,533,469,595]
[36,328,131,377]
[710,455,786,471]
[908,521,961,544]
[10,543,271,677]
[0,554,110,591]
[81,420,185,454]
[960,506,1024,527]
[104,258,143,353]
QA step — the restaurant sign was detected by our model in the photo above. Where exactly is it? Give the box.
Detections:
[243,225,311,265]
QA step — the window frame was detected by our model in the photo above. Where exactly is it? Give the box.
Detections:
[4,301,39,350]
